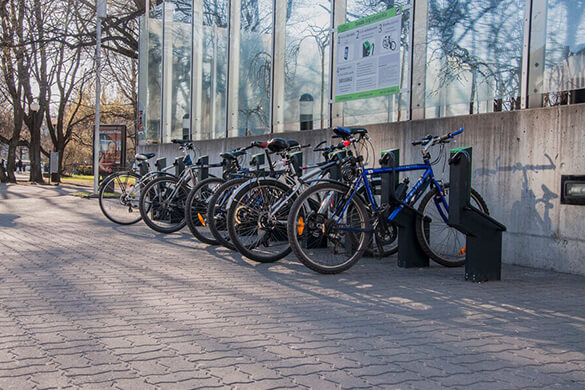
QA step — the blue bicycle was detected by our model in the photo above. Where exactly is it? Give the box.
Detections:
[287,126,488,274]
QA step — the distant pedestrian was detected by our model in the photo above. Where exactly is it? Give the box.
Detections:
[16,159,22,173]
[22,163,26,172]
[1,159,5,170]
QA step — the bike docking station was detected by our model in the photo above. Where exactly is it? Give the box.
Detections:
[448,147,506,282]
[155,157,167,172]
[196,155,209,181]
[380,149,430,268]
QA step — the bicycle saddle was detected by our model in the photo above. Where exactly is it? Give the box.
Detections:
[333,126,368,138]
[267,138,289,153]
[135,153,155,161]
[220,149,246,161]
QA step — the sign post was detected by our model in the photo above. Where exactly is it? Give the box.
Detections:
[334,7,402,102]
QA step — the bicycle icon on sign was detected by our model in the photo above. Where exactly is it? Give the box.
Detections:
[382,34,397,51]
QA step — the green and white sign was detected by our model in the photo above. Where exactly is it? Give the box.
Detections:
[335,7,402,102]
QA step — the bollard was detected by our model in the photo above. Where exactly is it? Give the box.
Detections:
[448,147,506,282]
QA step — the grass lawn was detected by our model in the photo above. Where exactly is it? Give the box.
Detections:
[62,175,94,182]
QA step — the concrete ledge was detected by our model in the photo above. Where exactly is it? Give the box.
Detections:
[139,103,585,275]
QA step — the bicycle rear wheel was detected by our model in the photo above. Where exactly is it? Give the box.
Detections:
[227,179,293,263]
[185,177,225,244]
[415,183,489,267]
[139,176,189,233]
[288,182,371,274]
[206,177,248,250]
[98,171,142,225]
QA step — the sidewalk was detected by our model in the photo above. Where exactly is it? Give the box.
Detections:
[0,183,584,389]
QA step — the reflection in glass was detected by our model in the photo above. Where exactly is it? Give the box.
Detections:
[236,0,273,136]
[282,0,331,131]
[201,0,229,139]
[529,0,585,106]
[166,0,192,141]
[146,5,163,144]
[343,0,411,126]
[425,0,525,117]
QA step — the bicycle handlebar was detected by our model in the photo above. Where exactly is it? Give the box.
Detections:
[411,127,464,147]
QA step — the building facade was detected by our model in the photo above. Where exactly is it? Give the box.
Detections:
[138,0,585,275]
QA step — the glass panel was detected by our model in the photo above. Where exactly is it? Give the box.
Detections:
[163,0,192,142]
[236,0,273,136]
[201,0,229,139]
[425,0,525,118]
[343,0,411,126]
[282,0,332,131]
[529,0,585,106]
[145,5,163,144]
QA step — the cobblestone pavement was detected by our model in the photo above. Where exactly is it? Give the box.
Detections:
[1,183,585,389]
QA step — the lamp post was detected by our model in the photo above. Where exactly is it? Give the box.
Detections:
[93,0,107,193]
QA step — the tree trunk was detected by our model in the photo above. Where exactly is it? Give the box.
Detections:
[6,142,17,183]
[28,111,44,184]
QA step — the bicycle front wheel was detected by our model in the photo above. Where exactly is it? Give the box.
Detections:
[185,177,225,244]
[140,176,189,233]
[415,183,489,267]
[98,171,142,225]
[206,178,249,250]
[288,182,371,274]
[227,179,293,263]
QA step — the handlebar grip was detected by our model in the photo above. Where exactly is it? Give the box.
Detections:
[301,144,311,149]
[453,127,464,136]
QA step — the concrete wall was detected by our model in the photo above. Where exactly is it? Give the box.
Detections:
[139,103,585,275]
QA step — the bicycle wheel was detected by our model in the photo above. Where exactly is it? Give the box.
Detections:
[206,177,248,250]
[185,177,225,245]
[98,171,142,225]
[288,182,371,274]
[227,179,293,263]
[139,176,190,233]
[415,183,489,267]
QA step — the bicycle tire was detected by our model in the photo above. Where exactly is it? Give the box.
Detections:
[227,178,293,263]
[206,177,249,250]
[287,182,371,274]
[139,176,190,233]
[185,177,225,245]
[415,183,489,267]
[98,171,143,225]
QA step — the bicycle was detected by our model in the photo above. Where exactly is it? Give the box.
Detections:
[287,126,488,274]
[184,145,253,245]
[226,139,349,263]
[98,153,175,225]
[139,139,206,233]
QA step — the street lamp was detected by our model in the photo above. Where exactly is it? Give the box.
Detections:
[30,101,40,112]
[299,93,314,131]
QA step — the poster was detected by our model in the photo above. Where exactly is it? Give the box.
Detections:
[335,7,402,102]
[98,125,126,175]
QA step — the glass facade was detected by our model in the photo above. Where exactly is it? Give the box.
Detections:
[138,0,585,144]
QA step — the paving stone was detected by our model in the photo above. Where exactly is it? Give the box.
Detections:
[1,183,585,389]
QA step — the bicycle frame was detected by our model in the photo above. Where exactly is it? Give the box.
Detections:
[335,162,449,230]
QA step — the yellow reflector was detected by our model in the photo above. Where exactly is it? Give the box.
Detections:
[197,213,206,226]
[297,217,304,235]
[459,246,467,256]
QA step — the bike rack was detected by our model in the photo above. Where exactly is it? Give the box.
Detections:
[174,157,185,176]
[289,151,303,177]
[138,161,149,176]
[448,147,506,282]
[250,152,265,172]
[196,155,209,180]
[380,149,430,268]
[155,157,167,172]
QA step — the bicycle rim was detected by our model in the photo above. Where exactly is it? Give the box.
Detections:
[99,172,142,225]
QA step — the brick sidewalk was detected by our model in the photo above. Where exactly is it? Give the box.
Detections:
[1,183,585,389]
